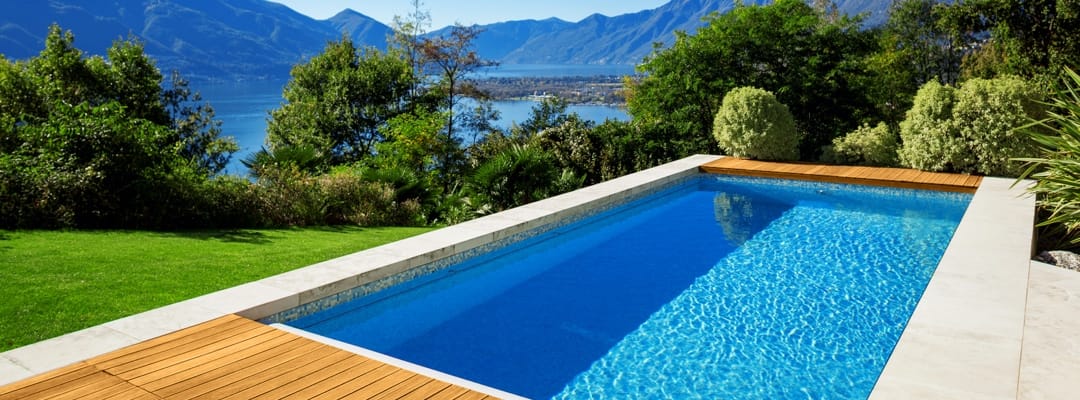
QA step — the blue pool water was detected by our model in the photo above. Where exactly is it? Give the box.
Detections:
[286,176,971,399]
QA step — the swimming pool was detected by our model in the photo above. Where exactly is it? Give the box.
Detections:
[284,175,971,399]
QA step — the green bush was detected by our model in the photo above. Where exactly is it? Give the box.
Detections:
[897,80,963,171]
[712,87,800,161]
[954,76,1043,176]
[1016,68,1080,249]
[899,77,1044,176]
[826,122,900,166]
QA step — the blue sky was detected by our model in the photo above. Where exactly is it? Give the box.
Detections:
[270,0,669,29]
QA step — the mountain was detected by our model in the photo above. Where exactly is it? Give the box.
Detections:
[0,0,892,80]
[459,0,890,65]
[0,0,391,81]
[326,8,393,48]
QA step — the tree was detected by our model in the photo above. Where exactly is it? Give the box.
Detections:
[952,0,1080,79]
[713,87,800,161]
[865,0,968,122]
[0,25,236,228]
[267,38,414,167]
[627,0,877,160]
[417,24,497,181]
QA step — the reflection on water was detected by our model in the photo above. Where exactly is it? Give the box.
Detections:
[713,192,790,247]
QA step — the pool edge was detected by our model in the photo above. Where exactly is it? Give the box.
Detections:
[0,154,723,386]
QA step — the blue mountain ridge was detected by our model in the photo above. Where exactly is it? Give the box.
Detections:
[0,0,889,81]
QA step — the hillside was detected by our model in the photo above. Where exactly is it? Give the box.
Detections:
[0,0,388,81]
[0,0,891,80]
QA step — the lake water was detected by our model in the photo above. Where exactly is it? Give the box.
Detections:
[198,64,635,175]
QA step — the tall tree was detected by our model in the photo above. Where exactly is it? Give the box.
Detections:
[627,0,877,160]
[0,25,235,228]
[267,38,415,167]
[865,0,968,122]
[417,24,497,186]
[952,0,1080,79]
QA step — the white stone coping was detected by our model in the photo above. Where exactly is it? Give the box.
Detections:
[869,177,1037,399]
[0,154,722,387]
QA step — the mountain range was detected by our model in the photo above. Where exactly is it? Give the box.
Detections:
[0,0,889,81]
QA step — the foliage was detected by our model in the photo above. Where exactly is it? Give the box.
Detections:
[250,165,422,227]
[825,122,900,167]
[0,226,434,351]
[1016,68,1080,247]
[416,24,498,186]
[952,0,1080,80]
[712,87,800,161]
[865,0,967,123]
[899,76,1043,176]
[533,115,604,184]
[266,38,414,167]
[468,145,583,212]
[628,0,878,160]
[897,80,962,171]
[0,25,237,229]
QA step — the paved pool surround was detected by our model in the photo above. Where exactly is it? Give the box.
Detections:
[1,155,1064,399]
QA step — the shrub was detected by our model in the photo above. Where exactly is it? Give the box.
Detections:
[897,80,963,171]
[826,122,900,166]
[953,76,1043,176]
[712,87,800,161]
[899,77,1044,176]
[469,145,583,212]
[1016,68,1080,249]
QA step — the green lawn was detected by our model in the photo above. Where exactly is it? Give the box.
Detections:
[0,226,435,352]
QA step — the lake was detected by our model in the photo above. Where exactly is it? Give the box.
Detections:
[199,64,635,175]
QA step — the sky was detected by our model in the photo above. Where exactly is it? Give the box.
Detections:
[270,0,669,29]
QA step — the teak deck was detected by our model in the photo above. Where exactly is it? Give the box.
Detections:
[700,158,983,193]
[0,315,496,400]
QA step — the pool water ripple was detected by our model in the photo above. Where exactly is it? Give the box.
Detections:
[286,176,970,399]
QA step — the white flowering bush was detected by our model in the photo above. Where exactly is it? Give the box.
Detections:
[897,81,964,171]
[713,87,800,161]
[954,76,1043,176]
[827,122,899,166]
[899,77,1043,176]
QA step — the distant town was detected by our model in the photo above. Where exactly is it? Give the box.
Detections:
[475,75,628,105]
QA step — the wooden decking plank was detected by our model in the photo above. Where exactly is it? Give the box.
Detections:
[112,324,280,379]
[369,374,438,400]
[309,364,399,400]
[453,392,494,400]
[0,363,99,400]
[208,343,342,399]
[125,327,291,385]
[346,369,419,399]
[45,372,133,400]
[165,340,328,400]
[93,316,260,370]
[89,315,249,366]
[395,380,456,400]
[0,368,111,400]
[137,330,302,392]
[702,158,980,192]
[280,355,382,400]
[100,320,264,373]
[247,350,358,400]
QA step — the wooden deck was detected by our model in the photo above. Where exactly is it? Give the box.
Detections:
[0,315,497,400]
[700,158,982,193]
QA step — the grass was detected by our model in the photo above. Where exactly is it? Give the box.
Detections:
[0,226,435,352]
